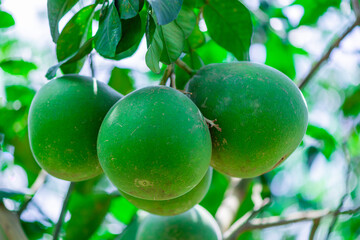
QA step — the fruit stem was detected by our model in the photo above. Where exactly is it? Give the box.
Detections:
[204,117,222,132]
[159,65,173,85]
[53,182,76,240]
[175,59,195,76]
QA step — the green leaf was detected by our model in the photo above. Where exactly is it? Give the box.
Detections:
[117,0,143,19]
[294,0,341,25]
[116,217,141,240]
[341,85,360,117]
[108,67,135,95]
[175,51,203,90]
[306,125,337,159]
[265,32,296,79]
[0,10,15,28]
[145,27,163,73]
[47,0,79,43]
[109,197,137,225]
[183,0,205,8]
[159,21,185,64]
[175,7,196,38]
[65,192,112,240]
[203,0,252,60]
[56,4,95,74]
[115,14,143,56]
[95,3,122,58]
[148,0,183,25]
[46,38,93,79]
[0,60,37,77]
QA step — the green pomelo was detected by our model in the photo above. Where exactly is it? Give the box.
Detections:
[120,168,212,216]
[136,205,222,240]
[28,75,122,181]
[97,86,212,200]
[186,62,308,178]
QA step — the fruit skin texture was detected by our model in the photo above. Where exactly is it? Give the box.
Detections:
[28,75,122,181]
[120,168,212,216]
[186,62,308,178]
[136,205,222,240]
[97,86,212,200]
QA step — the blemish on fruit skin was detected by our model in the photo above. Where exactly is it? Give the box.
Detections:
[135,179,154,187]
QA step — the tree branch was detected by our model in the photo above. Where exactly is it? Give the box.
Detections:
[234,206,360,233]
[0,203,28,240]
[89,53,96,78]
[224,198,270,240]
[298,19,360,89]
[175,59,195,76]
[159,65,173,85]
[352,0,360,18]
[53,182,76,240]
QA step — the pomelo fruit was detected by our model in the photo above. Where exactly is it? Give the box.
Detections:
[186,62,308,178]
[28,75,121,181]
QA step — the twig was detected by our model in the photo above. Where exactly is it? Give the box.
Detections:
[170,72,176,88]
[175,59,195,76]
[53,182,76,240]
[18,170,48,215]
[309,218,321,240]
[204,118,222,132]
[224,198,270,240]
[325,143,352,239]
[235,206,360,233]
[159,65,173,85]
[298,19,360,89]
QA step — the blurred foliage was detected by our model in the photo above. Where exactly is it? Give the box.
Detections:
[1,0,360,239]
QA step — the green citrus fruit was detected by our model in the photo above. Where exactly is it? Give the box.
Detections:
[120,168,212,216]
[186,62,308,178]
[136,205,222,240]
[28,75,121,181]
[97,86,212,200]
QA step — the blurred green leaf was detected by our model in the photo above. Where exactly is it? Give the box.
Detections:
[115,216,141,240]
[116,0,143,19]
[56,4,95,74]
[95,3,122,58]
[184,24,205,52]
[265,32,296,79]
[64,192,112,240]
[203,0,252,60]
[0,10,15,28]
[108,67,135,95]
[148,0,183,25]
[109,197,137,225]
[145,26,163,73]
[46,38,93,79]
[200,170,229,216]
[183,0,205,8]
[175,51,203,90]
[0,60,37,77]
[342,85,360,117]
[47,0,79,42]
[306,146,320,169]
[306,125,337,159]
[294,0,341,25]
[197,40,227,65]
[0,188,30,201]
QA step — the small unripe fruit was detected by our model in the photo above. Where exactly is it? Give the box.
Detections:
[136,205,222,240]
